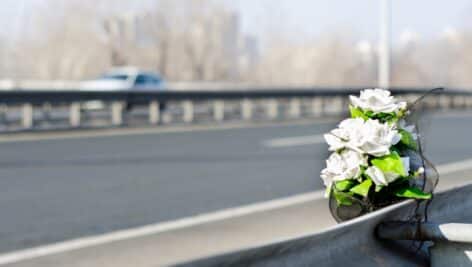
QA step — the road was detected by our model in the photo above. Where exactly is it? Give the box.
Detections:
[0,111,472,265]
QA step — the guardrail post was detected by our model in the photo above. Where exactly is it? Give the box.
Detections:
[182,101,194,123]
[149,100,160,125]
[111,101,124,126]
[467,96,472,108]
[288,98,301,118]
[451,95,457,109]
[311,97,323,117]
[241,99,252,120]
[22,104,33,129]
[69,102,81,127]
[439,95,451,110]
[266,99,278,120]
[459,95,467,109]
[0,104,7,125]
[213,100,224,122]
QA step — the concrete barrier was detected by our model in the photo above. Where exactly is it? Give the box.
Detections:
[176,184,472,267]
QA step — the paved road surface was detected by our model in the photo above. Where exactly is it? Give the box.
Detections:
[0,111,472,260]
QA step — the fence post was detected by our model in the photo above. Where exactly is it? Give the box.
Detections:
[149,100,160,125]
[241,99,252,120]
[467,96,472,108]
[22,104,33,129]
[442,95,452,110]
[111,101,124,126]
[0,104,7,125]
[183,101,194,123]
[69,102,81,127]
[460,95,468,109]
[266,99,278,120]
[447,95,454,109]
[288,98,301,118]
[213,100,224,122]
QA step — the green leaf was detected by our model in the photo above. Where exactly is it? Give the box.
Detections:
[399,129,417,150]
[349,105,369,120]
[371,151,407,177]
[350,178,373,197]
[374,112,398,123]
[397,108,407,118]
[335,180,357,191]
[349,106,398,123]
[394,186,432,200]
[375,184,384,192]
[333,190,354,206]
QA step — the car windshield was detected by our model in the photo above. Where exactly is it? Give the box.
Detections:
[99,74,129,81]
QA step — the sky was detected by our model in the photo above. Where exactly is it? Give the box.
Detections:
[224,0,472,42]
[1,0,472,43]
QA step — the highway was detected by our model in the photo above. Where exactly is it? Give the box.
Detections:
[1,111,472,266]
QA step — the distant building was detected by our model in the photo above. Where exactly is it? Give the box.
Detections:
[238,35,259,71]
[102,8,260,81]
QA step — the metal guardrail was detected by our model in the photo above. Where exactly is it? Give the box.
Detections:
[0,87,470,131]
[377,221,472,267]
[175,184,472,267]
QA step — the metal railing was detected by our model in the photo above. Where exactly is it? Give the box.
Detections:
[0,87,470,132]
[175,184,472,267]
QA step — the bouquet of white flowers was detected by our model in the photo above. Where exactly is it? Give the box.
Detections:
[321,89,437,222]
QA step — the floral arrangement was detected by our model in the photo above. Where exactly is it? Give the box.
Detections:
[321,89,434,221]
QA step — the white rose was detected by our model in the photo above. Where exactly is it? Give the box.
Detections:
[359,119,401,157]
[321,149,367,189]
[350,88,407,114]
[324,118,401,157]
[324,118,365,152]
[365,166,388,186]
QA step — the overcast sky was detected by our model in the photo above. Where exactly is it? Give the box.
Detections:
[224,0,472,42]
[2,0,472,43]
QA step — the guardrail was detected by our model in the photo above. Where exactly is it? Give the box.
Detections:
[0,87,470,132]
[175,184,472,267]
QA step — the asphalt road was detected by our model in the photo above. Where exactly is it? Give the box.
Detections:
[0,111,472,255]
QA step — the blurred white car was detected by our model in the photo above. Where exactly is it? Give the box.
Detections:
[80,67,165,91]
[80,67,166,110]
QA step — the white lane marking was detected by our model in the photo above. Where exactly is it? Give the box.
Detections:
[0,191,324,265]
[2,157,472,265]
[0,119,335,144]
[437,158,472,175]
[263,134,325,148]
